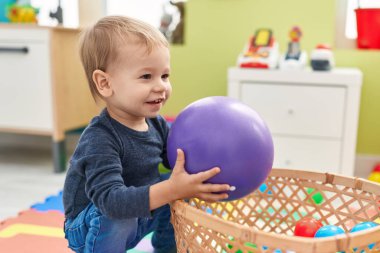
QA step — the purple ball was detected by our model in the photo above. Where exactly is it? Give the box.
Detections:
[167,96,274,201]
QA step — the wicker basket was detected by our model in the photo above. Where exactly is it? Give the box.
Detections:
[170,169,380,253]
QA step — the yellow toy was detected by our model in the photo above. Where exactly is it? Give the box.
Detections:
[368,163,380,183]
[7,4,38,23]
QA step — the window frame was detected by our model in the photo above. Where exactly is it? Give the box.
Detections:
[335,0,356,49]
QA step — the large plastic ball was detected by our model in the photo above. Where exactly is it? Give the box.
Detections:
[167,96,274,201]
[294,217,323,237]
[350,221,378,233]
[350,222,378,251]
[314,225,345,238]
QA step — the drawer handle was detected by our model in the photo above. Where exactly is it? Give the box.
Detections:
[0,47,29,54]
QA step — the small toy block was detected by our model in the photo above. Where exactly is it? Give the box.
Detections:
[31,191,64,213]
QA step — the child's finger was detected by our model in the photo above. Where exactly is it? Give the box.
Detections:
[173,149,185,170]
[200,183,231,193]
[195,167,221,182]
[198,192,229,202]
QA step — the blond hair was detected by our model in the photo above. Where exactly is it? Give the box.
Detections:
[79,15,169,101]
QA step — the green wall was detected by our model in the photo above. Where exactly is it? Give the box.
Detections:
[162,0,380,155]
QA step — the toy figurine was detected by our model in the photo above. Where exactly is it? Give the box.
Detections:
[310,44,335,71]
[7,3,38,23]
[279,26,307,70]
[237,28,279,69]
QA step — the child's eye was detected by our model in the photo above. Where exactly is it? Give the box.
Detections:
[140,74,151,79]
[162,74,170,80]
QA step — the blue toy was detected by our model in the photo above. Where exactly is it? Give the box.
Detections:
[314,225,345,238]
[350,221,378,251]
[258,183,274,195]
[0,0,16,22]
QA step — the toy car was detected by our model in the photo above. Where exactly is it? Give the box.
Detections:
[237,28,279,69]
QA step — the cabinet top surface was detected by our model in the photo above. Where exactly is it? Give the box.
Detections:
[0,23,80,32]
[228,67,363,86]
[229,67,362,75]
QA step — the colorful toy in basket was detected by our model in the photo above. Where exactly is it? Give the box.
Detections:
[167,96,274,201]
[314,225,345,238]
[294,217,323,237]
[7,4,38,23]
[368,163,380,183]
[279,26,308,70]
[350,221,378,251]
[310,44,335,71]
[306,187,324,205]
[237,28,279,69]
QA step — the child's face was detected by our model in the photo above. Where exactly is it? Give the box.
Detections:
[106,42,172,122]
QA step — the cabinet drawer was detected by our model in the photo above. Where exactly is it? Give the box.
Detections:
[241,83,346,138]
[0,27,49,42]
[0,41,53,131]
[272,136,341,173]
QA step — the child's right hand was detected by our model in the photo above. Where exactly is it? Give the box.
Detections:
[168,149,231,202]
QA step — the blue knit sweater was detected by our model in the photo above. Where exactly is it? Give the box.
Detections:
[63,109,170,219]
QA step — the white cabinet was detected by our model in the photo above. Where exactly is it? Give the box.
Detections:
[0,25,100,172]
[0,29,52,131]
[228,67,362,176]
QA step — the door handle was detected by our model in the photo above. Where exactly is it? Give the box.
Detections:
[0,47,29,54]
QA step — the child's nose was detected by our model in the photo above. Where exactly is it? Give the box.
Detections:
[154,80,169,92]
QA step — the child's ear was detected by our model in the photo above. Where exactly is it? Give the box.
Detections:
[92,69,112,97]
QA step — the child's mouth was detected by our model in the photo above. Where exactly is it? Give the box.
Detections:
[147,99,164,104]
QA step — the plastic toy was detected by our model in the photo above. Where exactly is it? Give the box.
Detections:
[226,237,255,253]
[7,4,38,23]
[167,96,274,201]
[310,44,335,71]
[294,217,323,237]
[279,26,307,70]
[306,188,324,205]
[258,183,273,195]
[350,222,378,251]
[314,225,345,238]
[368,163,380,183]
[237,28,279,69]
[0,0,16,22]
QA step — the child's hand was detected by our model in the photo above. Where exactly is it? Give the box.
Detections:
[169,149,231,202]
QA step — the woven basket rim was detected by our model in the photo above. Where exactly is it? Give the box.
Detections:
[269,169,380,194]
[171,168,380,253]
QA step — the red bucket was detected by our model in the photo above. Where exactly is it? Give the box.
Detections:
[355,8,380,49]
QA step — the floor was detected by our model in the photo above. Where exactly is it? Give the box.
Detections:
[0,133,78,221]
[0,133,156,253]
